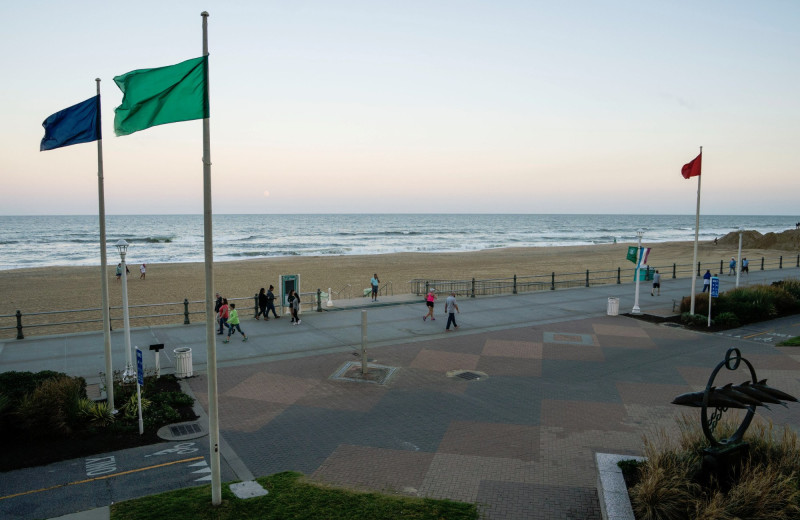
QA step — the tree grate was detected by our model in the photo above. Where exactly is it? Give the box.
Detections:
[170,423,202,437]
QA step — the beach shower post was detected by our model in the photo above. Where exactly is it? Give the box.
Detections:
[632,229,644,314]
[115,239,135,383]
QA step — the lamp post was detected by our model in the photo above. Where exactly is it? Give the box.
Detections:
[115,240,135,383]
[736,227,743,288]
[632,230,644,314]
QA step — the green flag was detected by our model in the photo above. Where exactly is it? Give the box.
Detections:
[113,56,209,136]
[626,246,638,264]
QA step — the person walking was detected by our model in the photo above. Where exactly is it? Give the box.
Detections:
[214,293,224,334]
[729,257,736,276]
[217,298,229,336]
[702,270,712,293]
[139,263,146,280]
[289,290,301,325]
[444,292,460,331]
[116,263,122,282]
[423,288,436,321]
[650,270,661,296]
[266,285,279,319]
[256,288,268,320]
[742,257,749,275]
[370,273,380,302]
[223,303,247,342]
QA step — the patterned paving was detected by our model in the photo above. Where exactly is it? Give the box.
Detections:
[187,314,800,519]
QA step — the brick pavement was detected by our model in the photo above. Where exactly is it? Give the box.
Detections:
[186,314,800,519]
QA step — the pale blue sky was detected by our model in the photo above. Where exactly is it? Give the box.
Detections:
[1,1,798,215]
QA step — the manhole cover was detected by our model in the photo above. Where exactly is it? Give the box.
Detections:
[170,423,202,437]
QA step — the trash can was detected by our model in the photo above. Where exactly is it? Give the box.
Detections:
[174,347,193,378]
[607,297,619,316]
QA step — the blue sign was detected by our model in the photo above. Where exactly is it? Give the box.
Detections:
[710,277,720,298]
[136,348,144,386]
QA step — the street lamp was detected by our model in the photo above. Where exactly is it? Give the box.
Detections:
[115,239,135,383]
[736,227,743,288]
[632,229,644,314]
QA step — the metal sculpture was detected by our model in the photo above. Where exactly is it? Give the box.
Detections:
[671,347,797,483]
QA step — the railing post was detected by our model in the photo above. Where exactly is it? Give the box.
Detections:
[672,263,676,279]
[697,262,700,277]
[780,256,783,269]
[797,255,799,268]
[183,299,190,325]
[551,272,555,291]
[585,270,589,288]
[254,293,259,318]
[720,260,724,274]
[471,278,475,298]
[616,267,621,284]
[425,281,429,296]
[761,257,764,271]
[513,275,517,294]
[15,310,23,340]
[317,288,322,312]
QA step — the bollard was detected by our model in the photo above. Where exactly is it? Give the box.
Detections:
[617,267,621,284]
[585,270,589,288]
[471,278,476,298]
[672,263,676,279]
[551,272,555,291]
[761,257,764,270]
[361,310,368,375]
[317,288,322,312]
[15,310,23,340]
[183,299,190,325]
[513,275,517,294]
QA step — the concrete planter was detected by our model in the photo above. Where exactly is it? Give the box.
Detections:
[595,453,645,520]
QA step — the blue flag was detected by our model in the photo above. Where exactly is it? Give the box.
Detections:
[40,95,101,151]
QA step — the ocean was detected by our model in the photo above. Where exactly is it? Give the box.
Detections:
[0,214,795,270]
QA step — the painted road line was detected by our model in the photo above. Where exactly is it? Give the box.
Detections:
[742,331,769,339]
[0,456,204,501]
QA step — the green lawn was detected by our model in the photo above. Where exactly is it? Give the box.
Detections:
[778,336,800,346]
[111,471,478,520]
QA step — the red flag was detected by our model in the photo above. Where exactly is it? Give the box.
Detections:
[681,153,702,179]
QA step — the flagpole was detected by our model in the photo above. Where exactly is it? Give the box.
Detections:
[95,79,115,414]
[689,146,702,315]
[201,11,222,506]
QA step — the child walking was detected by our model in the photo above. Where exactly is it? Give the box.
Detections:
[223,303,248,343]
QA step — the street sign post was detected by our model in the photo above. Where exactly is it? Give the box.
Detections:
[708,276,719,327]
[135,347,144,434]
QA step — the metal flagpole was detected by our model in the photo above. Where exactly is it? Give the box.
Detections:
[95,78,115,413]
[689,146,702,315]
[201,11,222,506]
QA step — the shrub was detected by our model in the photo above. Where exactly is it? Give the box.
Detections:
[716,286,797,324]
[78,398,115,428]
[0,370,71,406]
[681,293,709,315]
[681,313,709,327]
[16,376,87,437]
[714,312,740,328]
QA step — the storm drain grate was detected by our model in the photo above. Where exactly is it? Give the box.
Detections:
[170,423,202,437]
[456,371,482,381]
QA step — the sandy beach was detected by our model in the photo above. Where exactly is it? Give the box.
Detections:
[1,238,797,337]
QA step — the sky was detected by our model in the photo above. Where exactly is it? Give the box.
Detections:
[1,1,799,215]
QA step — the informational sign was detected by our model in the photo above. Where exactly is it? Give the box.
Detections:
[136,347,144,386]
[280,274,300,307]
[711,277,720,298]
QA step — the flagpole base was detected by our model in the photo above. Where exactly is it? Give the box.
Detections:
[631,306,641,315]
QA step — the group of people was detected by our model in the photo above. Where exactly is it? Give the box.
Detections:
[422,288,461,331]
[214,293,248,343]
[728,257,749,276]
[114,263,146,281]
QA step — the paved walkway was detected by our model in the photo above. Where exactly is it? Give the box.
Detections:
[2,268,800,519]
